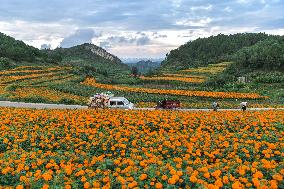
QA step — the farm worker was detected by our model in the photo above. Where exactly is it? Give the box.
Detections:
[240,102,247,111]
[212,102,219,111]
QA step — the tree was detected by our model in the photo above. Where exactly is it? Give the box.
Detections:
[131,66,139,78]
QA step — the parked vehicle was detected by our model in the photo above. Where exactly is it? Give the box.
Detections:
[156,100,181,109]
[108,97,134,109]
[88,92,134,109]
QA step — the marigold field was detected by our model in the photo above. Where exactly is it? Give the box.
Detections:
[82,78,266,99]
[0,108,283,189]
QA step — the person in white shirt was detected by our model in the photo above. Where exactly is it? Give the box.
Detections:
[212,102,219,111]
[240,102,247,111]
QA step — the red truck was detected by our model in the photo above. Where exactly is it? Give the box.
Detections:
[156,100,181,109]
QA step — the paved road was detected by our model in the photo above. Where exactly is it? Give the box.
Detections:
[0,101,283,111]
[0,101,87,109]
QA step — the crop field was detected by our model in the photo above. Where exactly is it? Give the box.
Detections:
[181,62,231,75]
[0,108,283,188]
[82,78,267,99]
[0,66,86,104]
[0,65,283,109]
[141,62,231,84]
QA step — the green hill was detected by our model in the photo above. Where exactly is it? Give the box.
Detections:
[161,33,280,70]
[0,32,130,77]
[0,32,42,62]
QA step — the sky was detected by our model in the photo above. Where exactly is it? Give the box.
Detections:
[0,0,284,59]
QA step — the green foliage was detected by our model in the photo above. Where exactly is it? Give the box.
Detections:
[161,33,278,70]
[0,57,14,70]
[5,84,19,92]
[59,98,77,105]
[144,68,162,77]
[233,38,284,70]
[249,71,284,83]
[17,95,49,103]
[0,32,42,62]
[204,73,235,88]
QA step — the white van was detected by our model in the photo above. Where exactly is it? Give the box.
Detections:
[108,97,134,109]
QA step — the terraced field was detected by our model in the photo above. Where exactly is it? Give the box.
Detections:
[140,62,231,84]
[0,66,86,104]
[0,64,282,109]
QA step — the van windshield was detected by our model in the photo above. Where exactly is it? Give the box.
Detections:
[124,99,129,105]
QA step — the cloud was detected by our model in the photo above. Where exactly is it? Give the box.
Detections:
[224,6,232,12]
[176,18,212,27]
[0,0,283,58]
[60,28,97,48]
[104,34,151,47]
[190,5,213,11]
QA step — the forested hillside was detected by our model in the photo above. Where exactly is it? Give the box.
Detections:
[0,33,130,79]
[0,32,62,64]
[233,37,284,71]
[0,32,41,62]
[161,33,279,70]
[205,37,284,87]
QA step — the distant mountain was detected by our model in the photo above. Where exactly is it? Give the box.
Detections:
[122,57,164,64]
[126,60,161,73]
[54,43,123,64]
[161,33,280,70]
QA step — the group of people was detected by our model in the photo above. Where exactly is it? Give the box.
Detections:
[212,101,248,111]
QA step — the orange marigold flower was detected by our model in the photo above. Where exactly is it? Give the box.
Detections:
[140,173,148,181]
[65,165,72,175]
[232,181,243,189]
[42,184,49,189]
[161,175,168,181]
[155,182,163,189]
[128,181,138,188]
[269,180,278,189]
[189,175,197,183]
[84,182,90,189]
[65,185,71,189]
[211,170,222,178]
[16,185,24,189]
[42,172,52,181]
[223,176,229,184]
[272,174,283,181]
